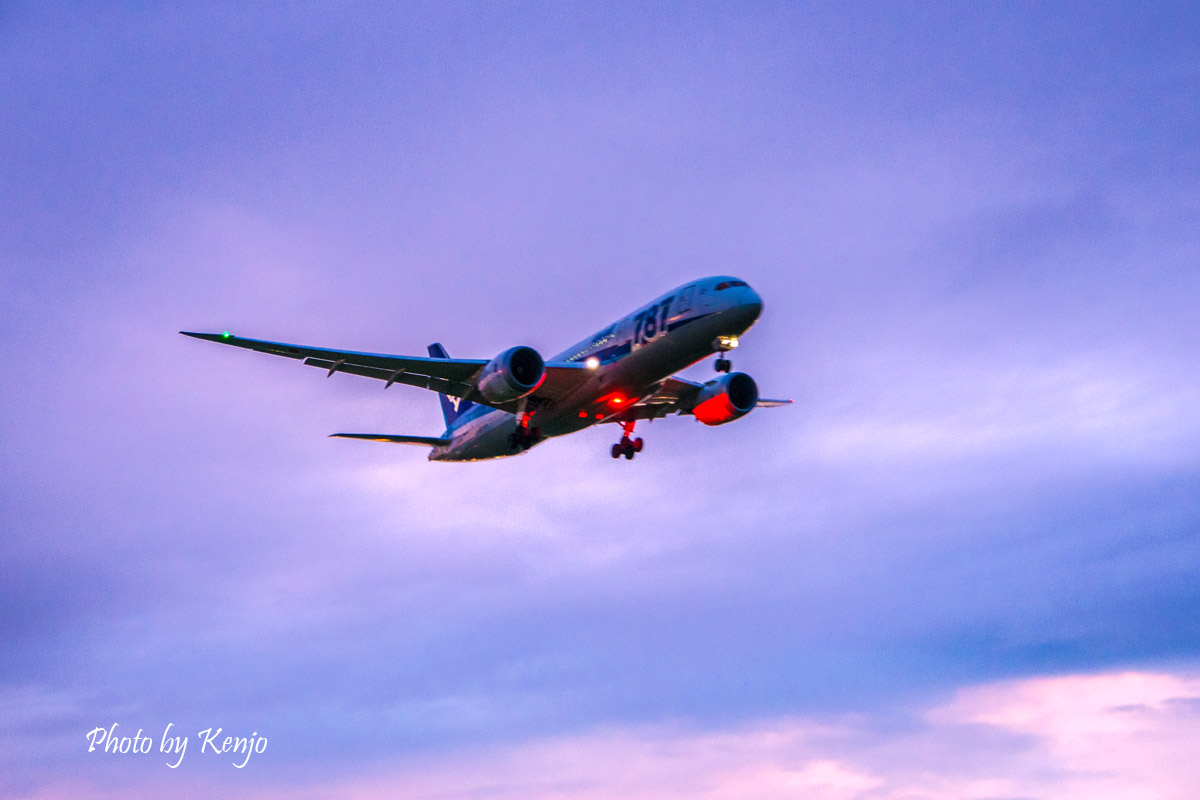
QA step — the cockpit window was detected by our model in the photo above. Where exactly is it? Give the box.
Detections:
[715,280,748,291]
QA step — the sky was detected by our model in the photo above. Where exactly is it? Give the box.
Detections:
[2,1,1200,797]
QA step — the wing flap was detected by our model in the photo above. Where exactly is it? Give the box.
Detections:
[302,357,475,398]
[181,331,486,382]
[182,332,601,412]
[612,378,792,420]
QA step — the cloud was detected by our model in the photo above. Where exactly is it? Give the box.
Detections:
[272,668,1200,800]
[803,351,1200,474]
[24,668,1198,800]
[4,4,1200,799]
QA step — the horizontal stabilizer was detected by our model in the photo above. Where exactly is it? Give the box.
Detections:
[329,433,451,446]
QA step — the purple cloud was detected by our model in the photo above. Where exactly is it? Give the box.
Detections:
[3,2,1200,797]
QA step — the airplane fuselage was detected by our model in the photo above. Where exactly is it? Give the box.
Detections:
[430,276,763,461]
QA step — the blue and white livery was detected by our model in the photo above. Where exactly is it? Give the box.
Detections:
[182,276,790,461]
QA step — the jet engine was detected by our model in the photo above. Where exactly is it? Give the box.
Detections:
[476,346,545,403]
[692,372,759,426]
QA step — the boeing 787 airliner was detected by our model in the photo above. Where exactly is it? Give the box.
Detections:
[182,276,790,461]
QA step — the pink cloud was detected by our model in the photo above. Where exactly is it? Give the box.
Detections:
[25,668,1200,799]
[928,671,1200,800]
[303,668,1200,800]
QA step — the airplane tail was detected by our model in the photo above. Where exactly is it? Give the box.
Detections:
[428,343,474,428]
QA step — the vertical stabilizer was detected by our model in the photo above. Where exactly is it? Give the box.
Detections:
[428,343,474,428]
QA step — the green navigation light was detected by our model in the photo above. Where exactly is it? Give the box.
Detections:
[222,331,232,339]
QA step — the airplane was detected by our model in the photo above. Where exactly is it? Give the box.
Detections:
[181,276,791,461]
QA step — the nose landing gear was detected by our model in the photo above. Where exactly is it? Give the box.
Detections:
[610,420,644,460]
[713,335,738,373]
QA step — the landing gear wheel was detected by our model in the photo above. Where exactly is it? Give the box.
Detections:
[612,436,638,460]
[715,358,732,373]
[611,422,642,461]
[512,425,542,451]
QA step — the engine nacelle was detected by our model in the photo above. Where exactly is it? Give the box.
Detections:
[476,346,545,404]
[693,372,759,426]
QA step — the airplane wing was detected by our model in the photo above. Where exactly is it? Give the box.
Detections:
[611,376,793,421]
[180,331,592,412]
[329,433,451,446]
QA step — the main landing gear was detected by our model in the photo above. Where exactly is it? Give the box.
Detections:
[508,425,541,451]
[508,401,541,451]
[713,335,738,373]
[610,420,644,460]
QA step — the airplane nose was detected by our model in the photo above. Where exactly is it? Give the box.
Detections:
[743,287,763,321]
